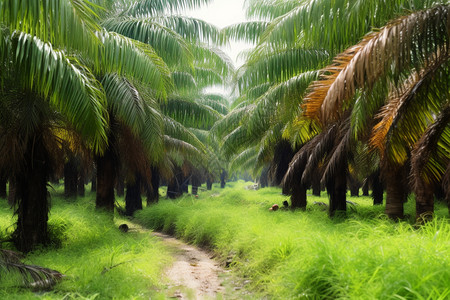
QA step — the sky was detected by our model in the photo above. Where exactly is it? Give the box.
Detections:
[186,0,251,68]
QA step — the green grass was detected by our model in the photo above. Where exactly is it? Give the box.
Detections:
[136,181,450,299]
[0,185,171,300]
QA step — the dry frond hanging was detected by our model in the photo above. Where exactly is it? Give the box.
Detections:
[303,5,450,126]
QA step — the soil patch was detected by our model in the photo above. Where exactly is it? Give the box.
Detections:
[153,232,225,299]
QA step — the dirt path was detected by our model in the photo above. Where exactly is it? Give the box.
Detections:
[152,232,226,299]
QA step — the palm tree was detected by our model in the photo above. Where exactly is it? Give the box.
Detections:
[220,0,449,219]
[0,0,108,251]
[302,3,450,220]
[90,0,231,211]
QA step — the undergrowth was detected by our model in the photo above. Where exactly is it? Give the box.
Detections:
[136,181,450,299]
[0,185,171,300]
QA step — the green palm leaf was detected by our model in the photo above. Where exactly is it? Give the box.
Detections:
[0,0,101,55]
[161,97,221,129]
[222,21,269,44]
[102,17,193,66]
[9,32,107,151]
[114,0,213,16]
[98,31,172,97]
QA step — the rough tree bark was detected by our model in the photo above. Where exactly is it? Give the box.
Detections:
[311,170,321,197]
[64,156,78,198]
[95,134,117,212]
[291,181,307,210]
[13,133,50,253]
[260,167,269,189]
[78,169,85,197]
[0,173,6,198]
[371,169,383,205]
[326,160,347,217]
[125,174,142,216]
[167,168,183,199]
[385,165,407,220]
[362,179,369,196]
[348,175,360,197]
[206,177,213,190]
[115,171,124,197]
[220,170,227,188]
[8,178,16,206]
[191,172,201,195]
[146,166,160,205]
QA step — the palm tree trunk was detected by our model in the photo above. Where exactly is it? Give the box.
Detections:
[167,169,183,199]
[14,133,50,253]
[0,172,6,198]
[414,178,434,222]
[348,175,360,197]
[371,170,383,205]
[146,166,160,205]
[95,143,117,212]
[64,156,78,198]
[206,177,213,190]
[91,171,97,192]
[311,170,321,196]
[362,179,369,196]
[260,167,269,188]
[181,173,189,193]
[78,171,85,197]
[290,182,307,210]
[220,170,226,188]
[116,171,124,197]
[125,174,142,216]
[385,166,407,220]
[327,160,347,217]
[191,172,201,195]
[8,178,16,206]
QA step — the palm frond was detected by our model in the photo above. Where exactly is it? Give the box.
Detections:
[115,0,213,16]
[304,5,450,125]
[0,249,63,289]
[245,0,302,21]
[237,48,328,91]
[102,17,193,66]
[146,15,224,44]
[164,135,203,165]
[0,0,101,54]
[229,147,258,174]
[9,32,108,152]
[161,97,221,129]
[193,67,224,87]
[197,97,229,116]
[411,105,450,188]
[210,105,253,138]
[172,71,198,91]
[247,71,320,136]
[98,31,173,97]
[163,116,205,152]
[261,0,437,50]
[222,21,269,44]
[371,53,450,162]
[192,44,234,78]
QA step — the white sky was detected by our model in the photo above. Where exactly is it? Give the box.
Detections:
[185,0,254,96]
[186,0,251,68]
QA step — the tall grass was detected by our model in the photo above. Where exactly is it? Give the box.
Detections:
[136,181,450,299]
[0,187,171,299]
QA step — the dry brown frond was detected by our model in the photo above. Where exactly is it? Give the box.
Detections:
[303,5,450,125]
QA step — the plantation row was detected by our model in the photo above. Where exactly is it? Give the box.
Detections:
[139,182,450,299]
[0,0,449,295]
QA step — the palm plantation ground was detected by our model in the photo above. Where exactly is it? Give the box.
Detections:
[1,182,449,299]
[1,0,450,299]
